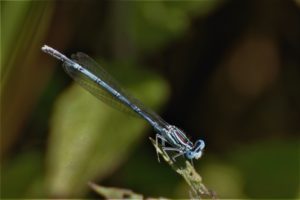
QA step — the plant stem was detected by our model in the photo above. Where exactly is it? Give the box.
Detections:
[150,138,217,199]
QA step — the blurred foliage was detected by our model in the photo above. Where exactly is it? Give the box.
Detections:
[1,150,43,197]
[1,0,300,199]
[127,1,220,51]
[1,0,54,157]
[200,139,299,198]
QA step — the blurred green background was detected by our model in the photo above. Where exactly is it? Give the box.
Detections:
[1,0,300,198]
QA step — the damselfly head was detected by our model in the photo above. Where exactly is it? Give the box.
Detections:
[185,139,205,160]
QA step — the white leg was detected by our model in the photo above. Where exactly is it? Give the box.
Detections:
[156,134,168,146]
[155,134,169,162]
[162,146,181,152]
[172,151,185,161]
[162,147,184,161]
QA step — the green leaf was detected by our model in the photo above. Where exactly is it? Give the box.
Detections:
[45,68,168,197]
[88,182,143,199]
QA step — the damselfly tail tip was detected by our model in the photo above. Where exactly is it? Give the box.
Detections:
[41,45,66,62]
[41,44,52,53]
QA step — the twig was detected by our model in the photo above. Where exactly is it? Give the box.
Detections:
[150,138,217,199]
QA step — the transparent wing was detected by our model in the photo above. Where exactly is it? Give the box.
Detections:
[62,52,168,128]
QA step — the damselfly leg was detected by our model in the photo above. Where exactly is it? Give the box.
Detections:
[155,133,186,162]
[155,133,169,162]
[162,146,185,161]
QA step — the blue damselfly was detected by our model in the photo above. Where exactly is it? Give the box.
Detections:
[41,45,205,162]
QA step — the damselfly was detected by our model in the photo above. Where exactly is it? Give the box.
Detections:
[41,45,205,162]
